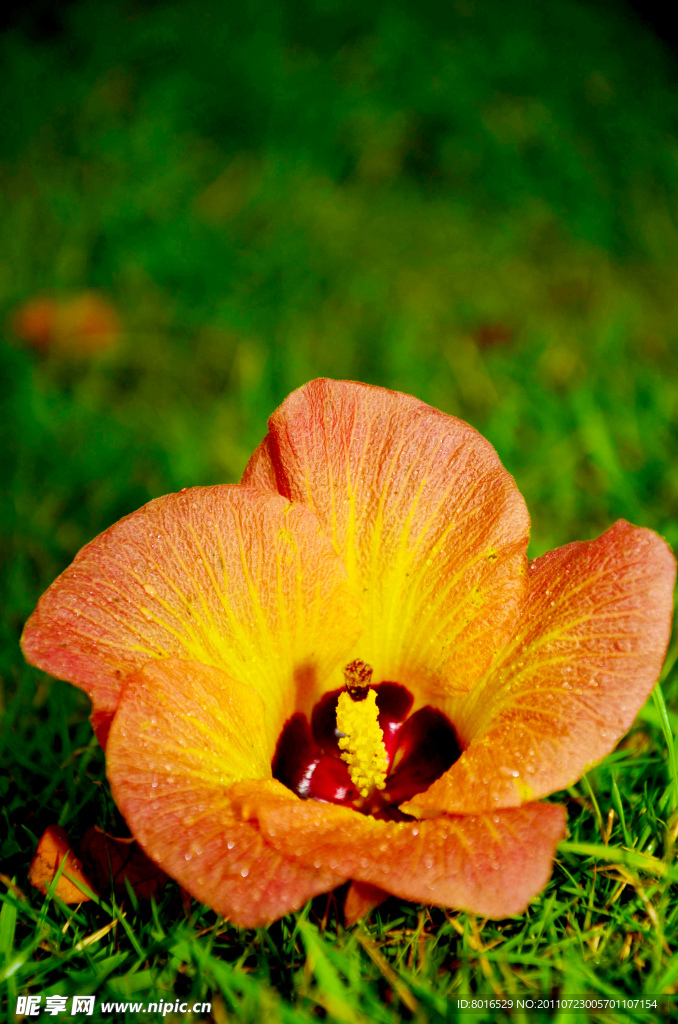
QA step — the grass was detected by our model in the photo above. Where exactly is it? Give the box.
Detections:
[3,689,678,1023]
[1,0,678,1021]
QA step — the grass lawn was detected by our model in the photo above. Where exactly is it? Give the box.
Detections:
[1,1,678,1021]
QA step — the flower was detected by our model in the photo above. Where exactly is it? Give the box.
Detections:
[22,379,676,927]
[12,292,120,355]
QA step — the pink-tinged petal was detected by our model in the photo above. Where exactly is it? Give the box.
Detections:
[22,485,361,748]
[244,435,280,491]
[404,521,676,816]
[235,784,566,919]
[242,379,529,698]
[106,659,346,927]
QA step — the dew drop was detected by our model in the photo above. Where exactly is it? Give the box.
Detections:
[240,867,250,878]
[227,840,236,850]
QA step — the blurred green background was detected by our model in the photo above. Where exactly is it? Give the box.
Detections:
[2,0,678,707]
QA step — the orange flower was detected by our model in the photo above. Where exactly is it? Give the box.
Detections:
[12,292,120,355]
[21,380,676,927]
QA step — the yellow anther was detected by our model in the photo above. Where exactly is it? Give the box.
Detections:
[336,686,388,798]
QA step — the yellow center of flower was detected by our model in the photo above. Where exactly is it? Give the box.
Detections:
[335,660,388,797]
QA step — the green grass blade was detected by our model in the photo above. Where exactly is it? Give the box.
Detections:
[652,682,678,812]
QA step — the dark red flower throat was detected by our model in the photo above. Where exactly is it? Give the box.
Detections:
[273,661,461,820]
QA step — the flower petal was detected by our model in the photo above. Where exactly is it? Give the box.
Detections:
[344,882,390,926]
[236,784,566,919]
[404,521,676,816]
[29,826,95,903]
[243,379,529,697]
[106,659,347,926]
[21,485,361,748]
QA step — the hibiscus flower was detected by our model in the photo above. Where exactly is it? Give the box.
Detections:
[22,380,675,927]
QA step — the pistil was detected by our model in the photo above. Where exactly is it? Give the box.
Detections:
[336,661,388,797]
[272,673,461,818]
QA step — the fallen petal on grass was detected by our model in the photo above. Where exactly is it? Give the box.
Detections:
[28,826,96,904]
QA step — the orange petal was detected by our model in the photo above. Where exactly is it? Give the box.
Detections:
[106,659,346,927]
[28,826,95,903]
[55,292,120,355]
[242,786,566,919]
[404,521,676,816]
[344,882,390,926]
[22,485,361,748]
[242,379,529,698]
[12,296,59,351]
